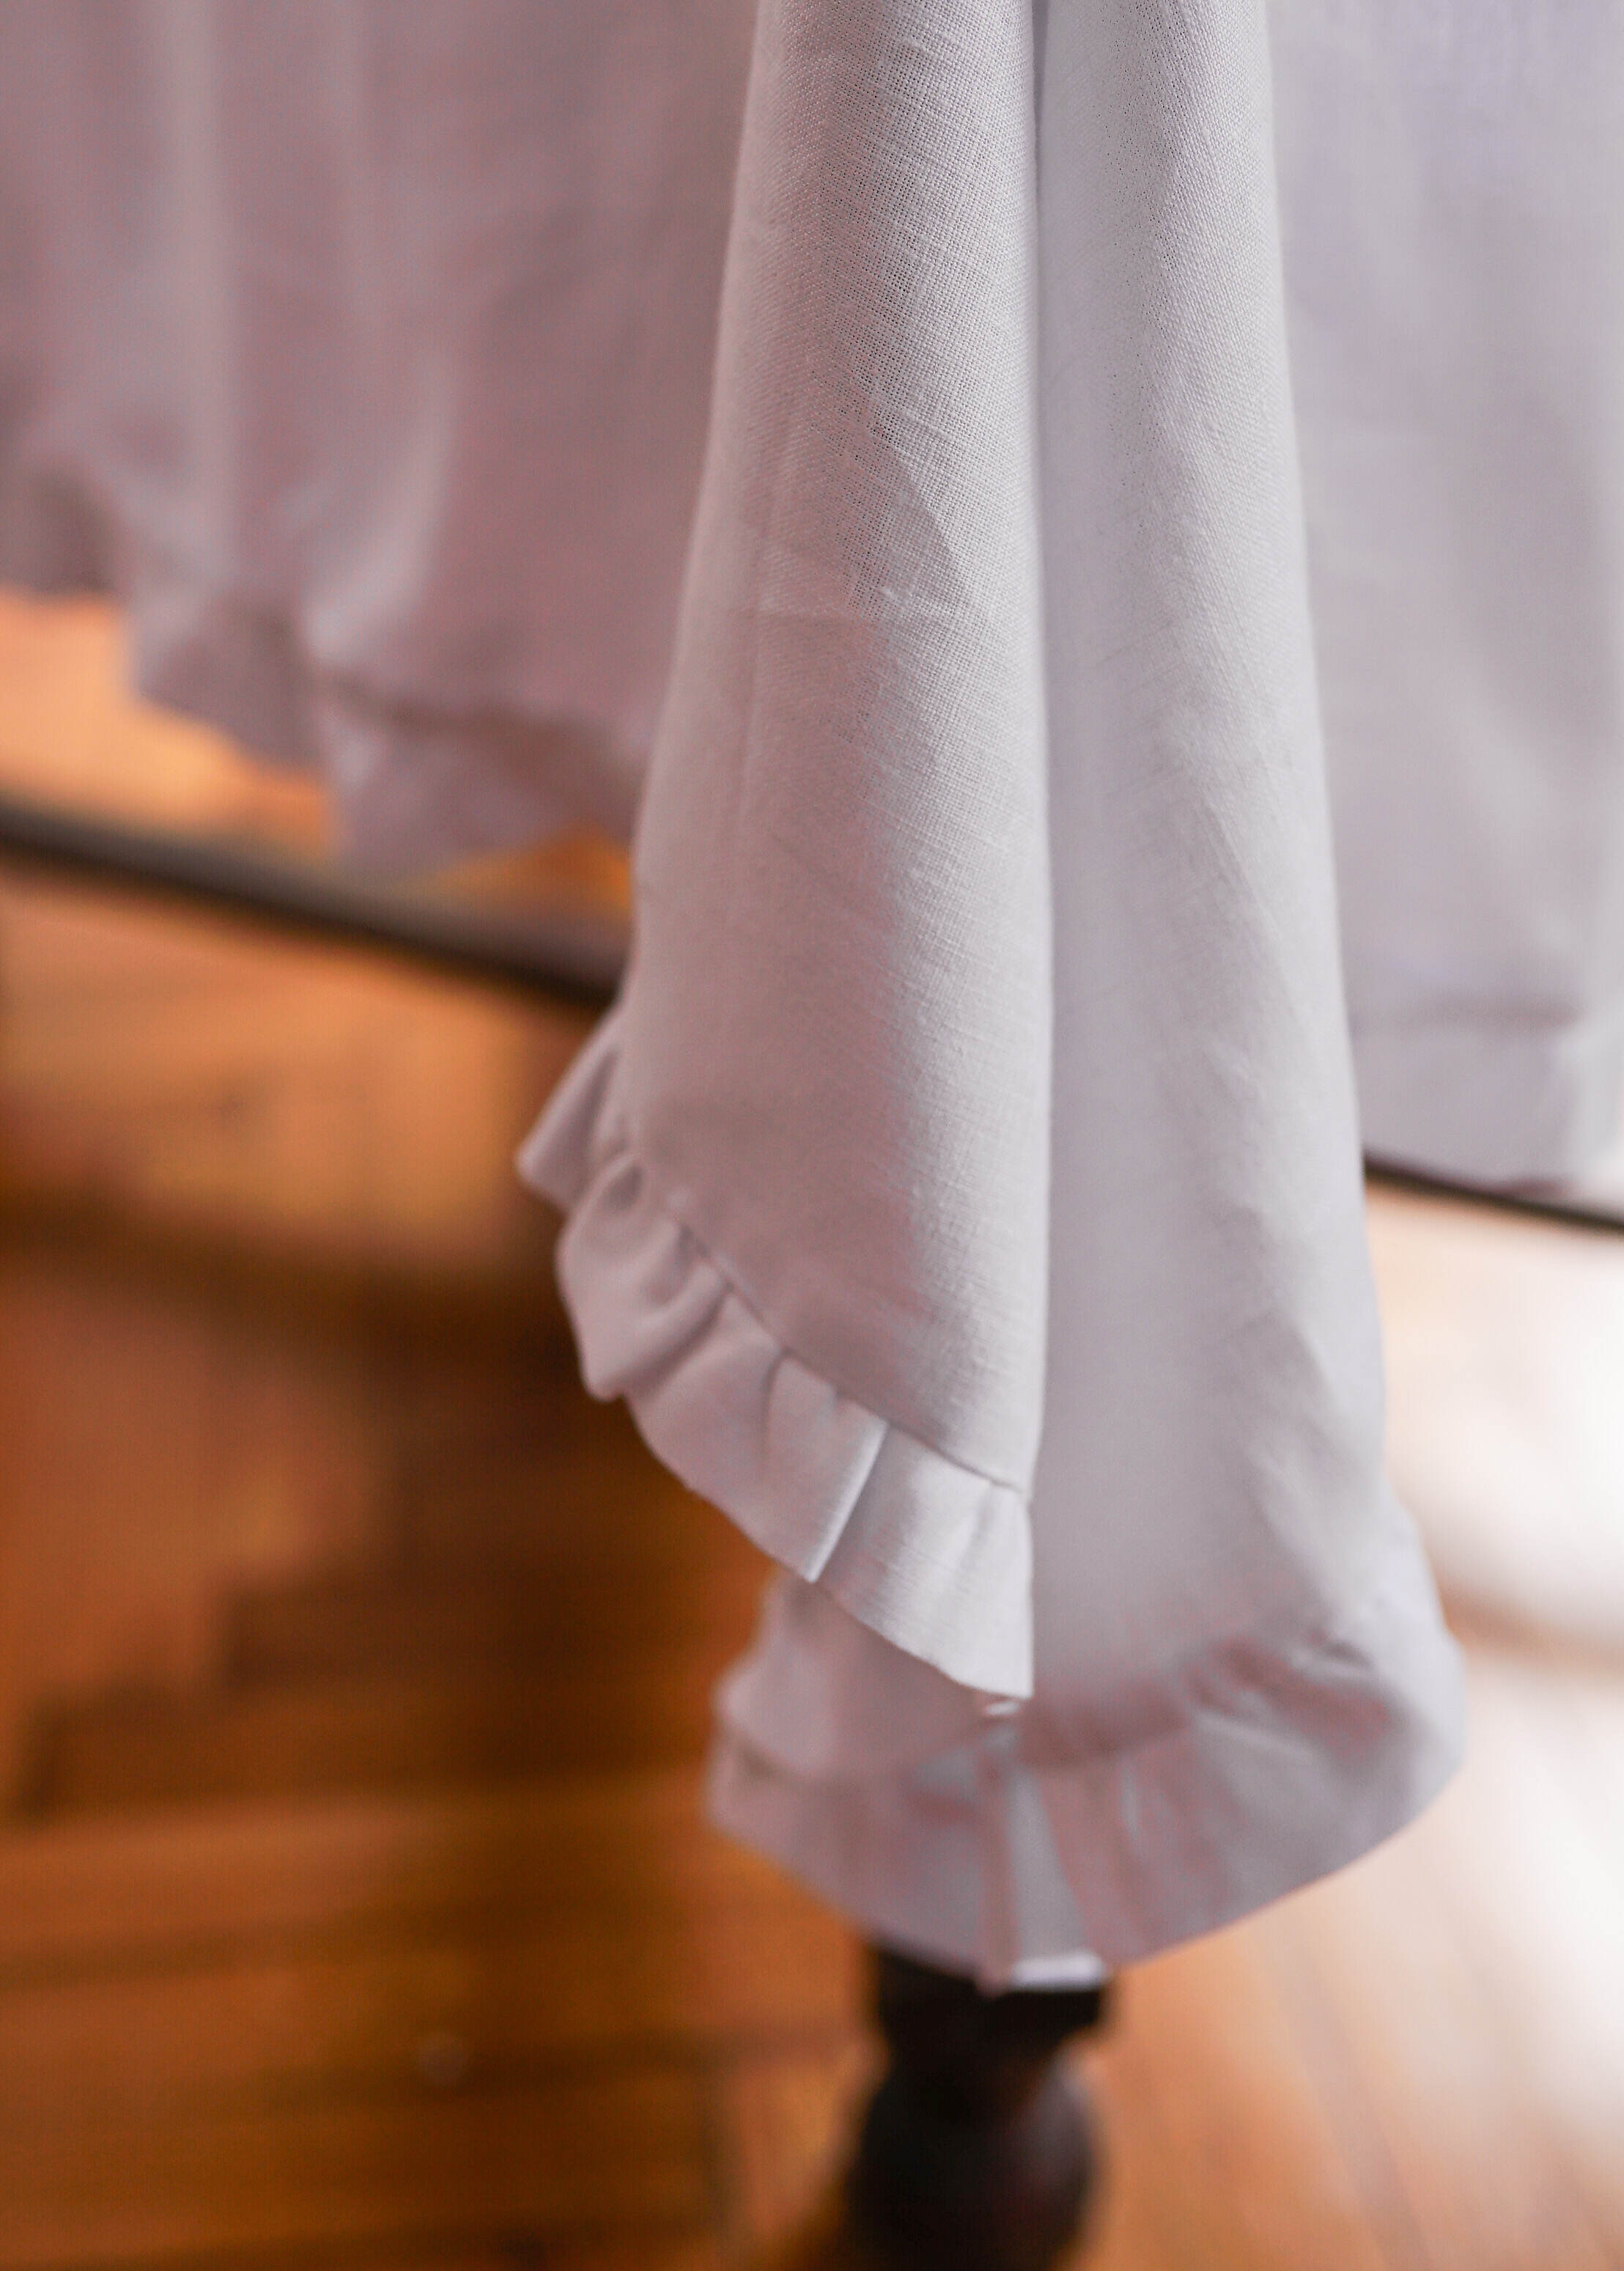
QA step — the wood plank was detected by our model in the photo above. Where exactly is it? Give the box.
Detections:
[0,872,583,1279]
[220,1563,767,1685]
[1415,1655,1624,2260]
[261,2241,723,2271]
[1253,1794,1618,2271]
[26,1653,725,1814]
[1082,1927,1396,2271]
[0,1245,394,1805]
[385,1394,761,1576]
[434,2245,723,2271]
[0,2067,705,2269]
[0,1899,858,2119]
[1060,2039,1189,2271]
[0,1770,826,1973]
[1368,1188,1624,1657]
[719,2039,876,2256]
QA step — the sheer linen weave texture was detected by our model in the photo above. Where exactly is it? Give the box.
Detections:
[12,0,1624,1981]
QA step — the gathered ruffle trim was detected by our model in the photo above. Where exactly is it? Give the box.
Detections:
[517,1011,1034,1700]
[709,1505,1465,1979]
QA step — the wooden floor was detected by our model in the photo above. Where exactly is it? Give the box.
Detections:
[0,593,1622,2270]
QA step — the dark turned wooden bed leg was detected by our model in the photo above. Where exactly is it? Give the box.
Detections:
[847,1946,1112,2271]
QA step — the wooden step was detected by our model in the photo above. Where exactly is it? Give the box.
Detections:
[0,1890,858,2122]
[366,2245,725,2271]
[0,1767,819,1975]
[0,2066,706,2270]
[392,1425,745,1571]
[0,1784,859,2127]
[20,1651,726,1817]
[221,1563,766,1684]
[380,1382,775,1596]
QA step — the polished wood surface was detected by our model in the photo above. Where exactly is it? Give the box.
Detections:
[1,594,1622,2268]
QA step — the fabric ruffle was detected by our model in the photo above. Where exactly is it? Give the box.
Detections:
[517,1010,1035,1704]
[710,1515,1464,1981]
[707,1698,1113,1990]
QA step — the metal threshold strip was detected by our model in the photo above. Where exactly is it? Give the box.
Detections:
[1,786,1620,1234]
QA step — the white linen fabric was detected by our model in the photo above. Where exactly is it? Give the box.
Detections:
[0,1,750,868]
[1273,5,1624,1182]
[4,2,1621,1155]
[523,0,1467,1980]
[10,0,1620,1976]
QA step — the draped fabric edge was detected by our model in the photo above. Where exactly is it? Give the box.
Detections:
[707,1500,1465,1980]
[517,1007,1036,1705]
[1352,1001,1624,1188]
[0,472,643,874]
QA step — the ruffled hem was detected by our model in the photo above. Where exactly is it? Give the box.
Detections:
[517,1011,1035,1700]
[707,1714,1111,1992]
[711,1512,1465,1979]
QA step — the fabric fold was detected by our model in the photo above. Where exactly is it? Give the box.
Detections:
[520,0,1468,1982]
[612,0,1055,1495]
[709,1501,1462,1981]
[520,1010,1034,1702]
